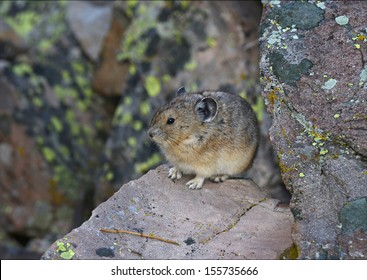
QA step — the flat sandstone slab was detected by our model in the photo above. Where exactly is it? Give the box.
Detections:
[42,165,294,259]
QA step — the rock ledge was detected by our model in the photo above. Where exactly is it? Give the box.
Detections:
[42,165,294,259]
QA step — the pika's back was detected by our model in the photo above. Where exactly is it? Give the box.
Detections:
[148,88,259,181]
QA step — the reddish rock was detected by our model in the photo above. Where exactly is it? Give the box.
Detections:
[260,1,367,259]
[91,8,130,97]
[42,165,295,260]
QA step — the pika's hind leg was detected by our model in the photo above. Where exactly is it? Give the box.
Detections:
[168,167,182,180]
[210,175,228,183]
[186,176,205,189]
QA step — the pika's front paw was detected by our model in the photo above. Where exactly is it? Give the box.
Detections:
[186,177,205,190]
[168,167,182,180]
[210,175,228,183]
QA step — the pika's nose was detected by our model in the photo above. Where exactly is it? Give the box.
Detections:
[148,128,154,138]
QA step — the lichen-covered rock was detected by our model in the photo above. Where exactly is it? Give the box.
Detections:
[0,1,112,258]
[42,165,294,260]
[260,0,367,259]
[0,19,27,59]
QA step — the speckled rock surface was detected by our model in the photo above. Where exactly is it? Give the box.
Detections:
[42,165,294,260]
[260,1,367,259]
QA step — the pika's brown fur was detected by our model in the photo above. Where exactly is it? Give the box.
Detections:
[148,87,259,189]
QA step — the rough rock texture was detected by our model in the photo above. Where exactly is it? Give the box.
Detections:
[42,165,294,260]
[260,1,367,259]
[0,1,113,258]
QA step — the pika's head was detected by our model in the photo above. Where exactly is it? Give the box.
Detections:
[148,87,218,150]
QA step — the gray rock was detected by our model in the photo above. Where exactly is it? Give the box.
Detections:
[66,1,113,61]
[42,165,294,259]
[260,0,367,259]
[0,143,13,167]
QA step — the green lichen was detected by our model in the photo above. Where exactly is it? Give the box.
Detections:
[340,197,367,235]
[50,116,63,133]
[277,156,298,174]
[184,60,198,71]
[252,96,264,122]
[274,2,325,30]
[105,171,114,182]
[206,37,217,48]
[316,2,326,10]
[265,21,298,50]
[335,15,349,26]
[144,75,161,97]
[180,0,190,9]
[118,2,164,61]
[319,148,329,156]
[76,100,88,112]
[124,96,133,106]
[42,147,56,162]
[279,243,299,259]
[269,52,313,85]
[32,96,44,108]
[135,153,162,174]
[12,63,33,77]
[140,101,151,116]
[56,241,75,260]
[322,78,337,90]
[359,67,367,83]
[127,137,137,148]
[162,74,171,82]
[133,120,143,131]
[4,10,41,37]
[268,87,280,106]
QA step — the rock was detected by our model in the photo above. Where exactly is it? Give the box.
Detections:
[0,1,115,259]
[0,77,54,237]
[66,1,114,62]
[42,165,294,260]
[91,7,130,96]
[0,19,27,59]
[260,1,367,259]
[92,6,129,97]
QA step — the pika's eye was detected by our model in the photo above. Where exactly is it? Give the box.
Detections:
[166,117,175,125]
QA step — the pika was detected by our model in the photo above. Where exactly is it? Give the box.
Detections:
[148,87,259,189]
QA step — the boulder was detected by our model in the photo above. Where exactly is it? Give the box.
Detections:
[66,1,114,62]
[260,1,367,259]
[42,165,294,260]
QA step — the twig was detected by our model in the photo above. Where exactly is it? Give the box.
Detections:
[99,228,180,246]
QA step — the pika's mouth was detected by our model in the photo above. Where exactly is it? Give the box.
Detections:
[148,128,164,142]
[147,128,156,139]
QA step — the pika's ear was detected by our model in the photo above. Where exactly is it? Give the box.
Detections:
[195,97,218,122]
[176,87,186,96]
